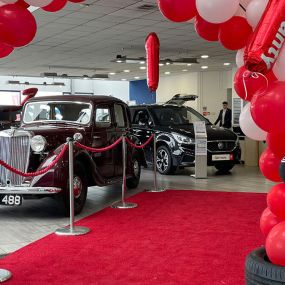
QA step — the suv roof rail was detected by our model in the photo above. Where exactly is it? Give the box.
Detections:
[165,94,198,106]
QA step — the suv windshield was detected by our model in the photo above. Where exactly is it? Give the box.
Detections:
[150,106,210,126]
[23,101,92,125]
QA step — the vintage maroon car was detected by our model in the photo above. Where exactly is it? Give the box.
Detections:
[0,95,145,214]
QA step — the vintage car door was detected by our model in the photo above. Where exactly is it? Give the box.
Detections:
[91,104,115,178]
[113,103,129,177]
[131,107,154,163]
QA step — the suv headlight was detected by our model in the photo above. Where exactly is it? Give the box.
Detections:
[172,132,194,145]
[31,135,47,152]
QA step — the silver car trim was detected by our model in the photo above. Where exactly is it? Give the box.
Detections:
[0,187,62,195]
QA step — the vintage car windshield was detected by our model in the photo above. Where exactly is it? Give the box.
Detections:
[150,106,210,126]
[23,101,92,125]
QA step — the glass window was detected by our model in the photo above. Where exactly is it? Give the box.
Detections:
[95,107,111,127]
[114,104,126,127]
[132,109,150,126]
[23,101,92,125]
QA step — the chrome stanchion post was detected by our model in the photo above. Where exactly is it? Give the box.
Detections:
[0,269,12,283]
[146,132,166,192]
[112,135,137,209]
[56,138,90,236]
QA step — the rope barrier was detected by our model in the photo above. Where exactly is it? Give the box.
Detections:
[0,144,68,177]
[125,133,155,149]
[75,136,123,153]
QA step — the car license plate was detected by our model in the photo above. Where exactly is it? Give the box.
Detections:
[0,194,22,206]
[212,154,230,161]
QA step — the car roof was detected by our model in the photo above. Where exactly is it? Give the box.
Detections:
[129,104,184,109]
[26,95,126,105]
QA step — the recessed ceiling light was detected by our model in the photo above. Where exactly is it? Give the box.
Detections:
[159,63,164,66]
[201,55,209,59]
[140,61,145,64]
[121,79,127,81]
[134,76,140,79]
[223,63,231,66]
[166,62,171,65]
[164,71,171,75]
[124,69,130,73]
[140,66,146,70]
[201,66,208,69]
[182,69,188,72]
[116,60,123,63]
[109,72,116,75]
[187,63,192,66]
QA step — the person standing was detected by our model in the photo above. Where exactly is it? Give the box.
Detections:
[214,101,232,128]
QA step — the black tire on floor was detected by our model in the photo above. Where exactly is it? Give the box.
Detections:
[214,163,235,173]
[245,247,285,284]
[62,161,88,216]
[126,154,141,189]
[156,145,176,175]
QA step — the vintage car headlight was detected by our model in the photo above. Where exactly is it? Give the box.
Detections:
[172,132,194,145]
[31,135,47,152]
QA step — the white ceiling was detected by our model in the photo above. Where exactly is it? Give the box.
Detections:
[0,0,237,80]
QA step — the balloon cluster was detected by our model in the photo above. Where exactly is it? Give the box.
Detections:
[157,0,285,267]
[0,0,85,58]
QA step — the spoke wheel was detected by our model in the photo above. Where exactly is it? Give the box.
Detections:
[156,145,173,175]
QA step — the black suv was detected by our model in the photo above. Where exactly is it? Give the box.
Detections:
[130,95,241,175]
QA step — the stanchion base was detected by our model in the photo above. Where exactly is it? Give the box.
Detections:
[146,188,166,192]
[55,226,90,236]
[0,269,12,282]
[111,201,138,209]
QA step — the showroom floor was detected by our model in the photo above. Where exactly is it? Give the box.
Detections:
[0,165,273,256]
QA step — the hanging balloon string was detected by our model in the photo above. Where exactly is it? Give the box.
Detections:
[239,3,246,12]
[242,71,269,101]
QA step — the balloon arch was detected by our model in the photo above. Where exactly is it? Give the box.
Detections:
[157,0,285,267]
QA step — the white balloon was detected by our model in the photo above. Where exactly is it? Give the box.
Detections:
[196,0,239,24]
[24,0,53,7]
[239,103,267,141]
[0,0,16,3]
[236,48,245,67]
[273,44,285,81]
[246,0,269,29]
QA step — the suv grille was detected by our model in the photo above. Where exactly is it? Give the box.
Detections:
[0,129,30,186]
[207,141,236,153]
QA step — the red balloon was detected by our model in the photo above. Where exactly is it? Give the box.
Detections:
[259,148,282,182]
[15,0,30,8]
[145,32,160,92]
[245,0,285,73]
[267,132,285,158]
[260,207,282,237]
[219,16,253,51]
[157,0,197,23]
[267,183,285,220]
[234,66,276,101]
[266,221,285,266]
[194,15,220,42]
[0,42,13,58]
[251,81,285,133]
[0,4,37,47]
[43,0,67,12]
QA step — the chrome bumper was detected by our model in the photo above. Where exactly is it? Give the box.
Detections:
[0,187,62,195]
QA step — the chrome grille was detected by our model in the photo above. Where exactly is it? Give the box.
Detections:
[0,129,31,186]
[207,141,236,153]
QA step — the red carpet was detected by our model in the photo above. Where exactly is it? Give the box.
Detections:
[0,190,266,285]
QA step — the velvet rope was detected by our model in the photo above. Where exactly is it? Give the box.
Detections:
[0,144,68,177]
[125,133,155,149]
[75,136,123,153]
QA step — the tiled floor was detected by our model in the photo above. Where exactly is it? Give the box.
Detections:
[0,165,272,254]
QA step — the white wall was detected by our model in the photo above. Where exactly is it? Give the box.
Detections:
[156,70,232,123]
[0,76,130,103]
